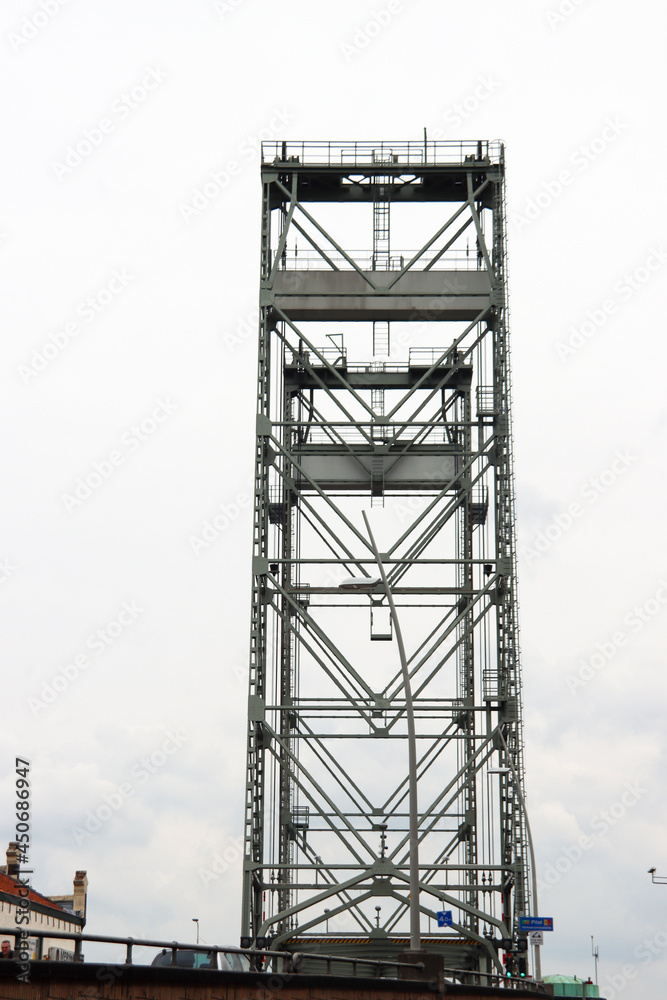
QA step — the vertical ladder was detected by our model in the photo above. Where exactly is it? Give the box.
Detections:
[371,387,385,415]
[371,160,391,505]
[370,455,385,507]
[372,168,391,368]
[372,320,390,358]
[373,199,390,268]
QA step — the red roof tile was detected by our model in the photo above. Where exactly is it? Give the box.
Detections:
[0,873,70,914]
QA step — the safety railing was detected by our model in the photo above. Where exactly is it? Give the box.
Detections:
[0,927,548,991]
[0,926,270,967]
[476,385,502,416]
[300,426,446,445]
[287,350,465,374]
[277,248,483,272]
[0,926,417,978]
[261,140,503,167]
[285,347,347,368]
[408,347,468,367]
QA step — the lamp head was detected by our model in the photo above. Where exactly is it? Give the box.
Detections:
[339,575,382,591]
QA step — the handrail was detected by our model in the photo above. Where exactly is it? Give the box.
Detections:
[0,927,419,976]
[260,140,503,167]
[276,248,483,272]
[0,926,287,967]
[0,926,547,991]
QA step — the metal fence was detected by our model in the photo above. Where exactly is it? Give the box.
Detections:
[0,926,548,991]
[261,140,504,167]
[278,249,483,272]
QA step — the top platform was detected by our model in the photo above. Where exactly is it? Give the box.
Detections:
[261,140,504,168]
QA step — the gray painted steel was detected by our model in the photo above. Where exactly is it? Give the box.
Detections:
[272,270,493,321]
[241,140,530,979]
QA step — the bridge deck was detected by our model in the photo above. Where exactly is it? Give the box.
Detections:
[0,961,548,999]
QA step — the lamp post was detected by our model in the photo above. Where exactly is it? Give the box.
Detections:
[339,510,421,952]
[648,868,667,884]
[192,918,200,944]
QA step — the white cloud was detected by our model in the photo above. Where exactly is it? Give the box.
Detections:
[1,0,665,989]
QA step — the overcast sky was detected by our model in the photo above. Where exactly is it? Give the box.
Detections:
[1,0,666,994]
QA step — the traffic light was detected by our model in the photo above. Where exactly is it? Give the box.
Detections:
[517,936,528,952]
[517,956,527,977]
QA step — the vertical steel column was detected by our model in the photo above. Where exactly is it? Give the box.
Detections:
[241,177,273,942]
[277,379,295,931]
[490,163,529,940]
[457,382,478,930]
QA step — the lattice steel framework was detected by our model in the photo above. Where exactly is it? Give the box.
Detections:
[241,140,531,976]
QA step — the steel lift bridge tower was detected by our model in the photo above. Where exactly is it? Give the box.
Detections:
[241,140,531,976]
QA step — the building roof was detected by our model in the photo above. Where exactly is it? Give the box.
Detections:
[544,975,593,984]
[0,872,72,915]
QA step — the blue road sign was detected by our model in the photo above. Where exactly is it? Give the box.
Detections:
[436,911,453,927]
[519,917,553,932]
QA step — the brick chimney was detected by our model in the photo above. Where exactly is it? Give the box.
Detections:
[73,871,88,922]
[6,842,20,877]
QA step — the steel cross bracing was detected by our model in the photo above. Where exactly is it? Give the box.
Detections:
[241,141,531,976]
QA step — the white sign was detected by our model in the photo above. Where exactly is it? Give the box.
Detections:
[530,931,544,946]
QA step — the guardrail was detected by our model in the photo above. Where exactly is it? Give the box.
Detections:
[0,927,416,976]
[0,926,267,967]
[0,927,548,991]
[276,249,483,272]
[261,140,504,167]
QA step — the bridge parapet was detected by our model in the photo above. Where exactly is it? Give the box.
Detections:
[0,962,550,1000]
